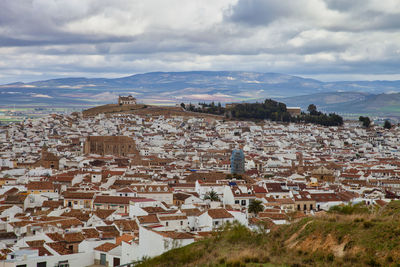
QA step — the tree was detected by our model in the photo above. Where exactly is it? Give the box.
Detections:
[204,190,220,201]
[180,103,186,109]
[248,200,264,215]
[359,116,371,128]
[307,104,317,115]
[384,120,392,129]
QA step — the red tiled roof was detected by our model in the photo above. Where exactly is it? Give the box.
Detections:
[94,242,119,252]
[207,209,234,219]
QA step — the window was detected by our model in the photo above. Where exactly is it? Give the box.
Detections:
[241,200,246,206]
[180,221,183,226]
[297,204,300,211]
[214,221,219,225]
[166,222,169,226]
[304,204,307,210]
[310,204,313,210]
[235,200,239,204]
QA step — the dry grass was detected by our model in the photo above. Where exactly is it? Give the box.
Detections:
[138,202,400,267]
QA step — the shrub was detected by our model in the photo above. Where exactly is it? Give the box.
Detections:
[365,257,381,267]
[326,253,335,262]
[363,221,374,229]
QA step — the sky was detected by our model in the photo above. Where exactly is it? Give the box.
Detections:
[1,0,400,84]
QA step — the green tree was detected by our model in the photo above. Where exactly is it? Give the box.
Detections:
[180,103,185,109]
[384,120,392,129]
[307,104,317,115]
[248,200,264,215]
[204,190,220,201]
[359,116,371,128]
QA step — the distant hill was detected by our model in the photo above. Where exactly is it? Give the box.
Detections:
[1,71,400,116]
[137,201,400,267]
[278,92,400,116]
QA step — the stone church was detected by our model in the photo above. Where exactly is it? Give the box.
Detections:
[83,136,138,157]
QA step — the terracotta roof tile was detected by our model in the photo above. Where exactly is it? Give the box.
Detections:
[137,214,159,224]
[207,209,234,219]
[64,232,85,243]
[46,233,64,242]
[116,234,134,245]
[46,242,72,255]
[26,240,45,247]
[82,228,100,239]
[94,242,119,252]
[93,209,115,219]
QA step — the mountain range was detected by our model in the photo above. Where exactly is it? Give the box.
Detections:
[1,71,400,116]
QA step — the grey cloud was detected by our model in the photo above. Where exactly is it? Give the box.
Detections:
[0,0,399,84]
[225,0,295,26]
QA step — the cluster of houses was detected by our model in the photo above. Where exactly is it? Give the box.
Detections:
[0,110,399,266]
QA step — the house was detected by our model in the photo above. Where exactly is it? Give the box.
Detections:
[293,192,316,212]
[94,242,121,267]
[26,181,55,194]
[3,194,29,210]
[132,225,194,260]
[258,212,288,225]
[93,195,135,214]
[158,214,189,231]
[180,208,202,230]
[198,208,234,231]
[115,187,137,197]
[223,185,256,208]
[173,192,202,206]
[4,246,93,267]
[128,198,159,217]
[133,184,173,205]
[0,232,17,247]
[0,205,23,219]
[63,192,95,209]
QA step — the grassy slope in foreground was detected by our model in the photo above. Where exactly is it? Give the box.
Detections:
[137,201,400,267]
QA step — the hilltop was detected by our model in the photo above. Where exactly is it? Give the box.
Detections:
[138,201,400,267]
[82,103,223,118]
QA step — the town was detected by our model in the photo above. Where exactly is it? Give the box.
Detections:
[0,97,399,267]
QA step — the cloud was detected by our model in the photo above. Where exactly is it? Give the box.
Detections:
[30,93,53,98]
[0,0,399,84]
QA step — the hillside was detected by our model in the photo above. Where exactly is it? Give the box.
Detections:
[0,71,399,112]
[82,103,223,118]
[137,201,400,267]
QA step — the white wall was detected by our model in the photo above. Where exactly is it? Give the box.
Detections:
[1,251,94,267]
[135,226,194,260]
